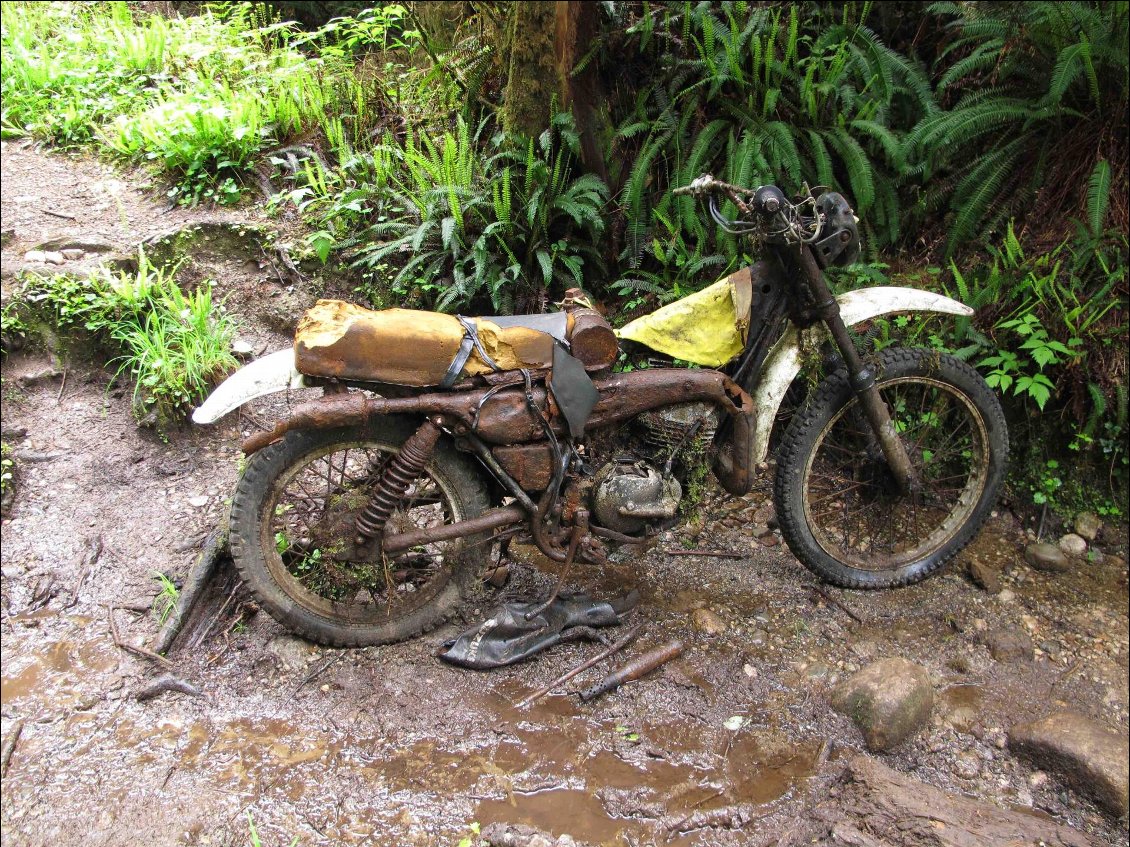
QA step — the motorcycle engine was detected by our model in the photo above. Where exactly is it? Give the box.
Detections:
[590,403,719,535]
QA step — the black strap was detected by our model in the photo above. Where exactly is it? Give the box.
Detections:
[440,316,502,389]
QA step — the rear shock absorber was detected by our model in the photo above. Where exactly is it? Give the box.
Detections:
[354,418,442,543]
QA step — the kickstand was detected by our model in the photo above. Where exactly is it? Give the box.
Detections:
[524,510,589,621]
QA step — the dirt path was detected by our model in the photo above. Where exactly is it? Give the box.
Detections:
[2,141,1128,847]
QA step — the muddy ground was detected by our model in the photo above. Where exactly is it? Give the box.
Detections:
[2,140,1128,847]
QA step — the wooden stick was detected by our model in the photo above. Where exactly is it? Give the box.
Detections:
[663,548,745,560]
[811,585,863,623]
[1,720,24,778]
[108,605,174,668]
[518,623,644,708]
[41,208,76,220]
[152,520,229,655]
[56,368,67,403]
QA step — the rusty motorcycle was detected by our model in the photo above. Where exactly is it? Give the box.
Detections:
[193,176,1008,646]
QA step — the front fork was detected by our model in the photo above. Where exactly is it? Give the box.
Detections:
[795,247,919,495]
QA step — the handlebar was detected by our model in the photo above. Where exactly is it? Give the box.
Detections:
[673,174,860,264]
[672,174,789,219]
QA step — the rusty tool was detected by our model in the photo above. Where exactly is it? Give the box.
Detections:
[579,640,685,702]
[518,623,644,708]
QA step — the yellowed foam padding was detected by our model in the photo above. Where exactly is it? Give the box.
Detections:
[614,269,753,367]
[295,300,555,386]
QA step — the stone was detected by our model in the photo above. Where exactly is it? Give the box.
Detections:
[1073,511,1102,542]
[1024,542,1069,573]
[187,495,209,508]
[231,338,255,357]
[33,235,119,254]
[979,625,1032,662]
[1058,533,1087,558]
[266,633,317,672]
[966,557,1002,594]
[691,608,726,635]
[23,250,46,263]
[1009,711,1129,818]
[60,248,85,261]
[954,750,981,779]
[43,251,66,265]
[830,658,934,752]
[485,564,509,588]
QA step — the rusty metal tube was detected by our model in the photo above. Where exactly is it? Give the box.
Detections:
[579,640,685,701]
[242,371,758,497]
[381,505,526,553]
[241,391,482,454]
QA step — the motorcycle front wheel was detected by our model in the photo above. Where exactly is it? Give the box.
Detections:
[229,417,489,646]
[774,348,1008,589]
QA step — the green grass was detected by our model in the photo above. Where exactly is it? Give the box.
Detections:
[1,1,359,203]
[15,251,239,427]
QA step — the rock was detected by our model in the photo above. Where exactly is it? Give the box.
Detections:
[231,338,255,358]
[1073,512,1102,542]
[17,366,61,386]
[266,633,317,672]
[1009,711,1129,818]
[691,608,726,635]
[979,625,1032,662]
[33,235,119,254]
[1,229,15,248]
[43,251,67,265]
[187,495,209,508]
[23,250,47,263]
[996,588,1016,603]
[966,557,1002,594]
[484,564,509,588]
[954,749,981,779]
[60,248,85,261]
[1024,542,1069,573]
[830,658,934,752]
[482,823,586,847]
[1058,533,1087,558]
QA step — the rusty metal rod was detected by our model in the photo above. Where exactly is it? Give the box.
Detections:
[518,623,644,708]
[523,509,589,620]
[381,505,526,553]
[662,548,745,560]
[579,640,685,702]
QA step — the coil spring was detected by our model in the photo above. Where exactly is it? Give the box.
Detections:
[354,420,441,541]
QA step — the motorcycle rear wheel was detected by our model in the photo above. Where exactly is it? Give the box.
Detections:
[774,348,1008,588]
[229,417,489,646]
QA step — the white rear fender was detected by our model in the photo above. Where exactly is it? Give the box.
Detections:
[752,287,974,464]
[192,349,307,424]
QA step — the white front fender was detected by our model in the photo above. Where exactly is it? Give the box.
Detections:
[192,349,307,424]
[752,287,974,464]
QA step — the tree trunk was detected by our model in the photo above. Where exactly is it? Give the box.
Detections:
[502,1,559,138]
[554,0,609,183]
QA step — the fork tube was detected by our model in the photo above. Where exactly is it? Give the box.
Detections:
[794,247,918,494]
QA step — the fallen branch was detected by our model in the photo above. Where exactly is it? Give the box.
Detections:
[134,674,204,701]
[292,653,343,698]
[518,623,644,708]
[810,585,863,623]
[41,208,76,220]
[1,720,24,778]
[152,519,229,655]
[108,605,174,668]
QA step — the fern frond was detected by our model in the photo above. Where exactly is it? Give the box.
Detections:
[1086,158,1111,237]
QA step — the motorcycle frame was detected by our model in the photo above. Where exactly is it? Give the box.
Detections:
[205,241,973,561]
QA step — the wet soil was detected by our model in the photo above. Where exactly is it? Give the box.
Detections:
[2,143,1129,847]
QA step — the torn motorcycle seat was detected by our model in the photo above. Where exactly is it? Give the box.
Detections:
[437,592,637,670]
